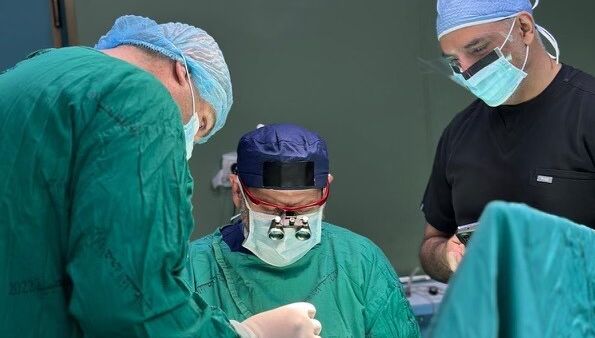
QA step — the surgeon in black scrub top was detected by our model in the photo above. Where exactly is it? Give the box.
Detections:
[420,0,595,282]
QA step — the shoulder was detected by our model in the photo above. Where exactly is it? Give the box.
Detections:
[41,47,180,130]
[560,64,595,97]
[182,232,220,290]
[92,56,179,128]
[322,223,389,264]
[32,47,180,132]
[323,222,371,244]
[321,223,401,291]
[186,232,220,279]
[559,65,595,132]
[189,233,217,257]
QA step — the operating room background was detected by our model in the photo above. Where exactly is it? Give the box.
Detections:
[3,0,594,276]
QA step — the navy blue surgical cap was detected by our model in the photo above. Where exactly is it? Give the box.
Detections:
[236,124,329,189]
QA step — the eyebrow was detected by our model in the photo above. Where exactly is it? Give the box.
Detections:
[463,38,489,50]
[442,36,491,58]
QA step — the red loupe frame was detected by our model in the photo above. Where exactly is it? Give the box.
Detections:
[240,181,330,213]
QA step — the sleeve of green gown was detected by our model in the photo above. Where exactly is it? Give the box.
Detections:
[64,74,239,338]
[363,243,421,338]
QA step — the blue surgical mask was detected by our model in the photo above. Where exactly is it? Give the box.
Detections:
[451,19,529,107]
[180,54,200,160]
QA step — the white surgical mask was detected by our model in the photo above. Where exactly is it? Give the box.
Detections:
[180,54,200,160]
[240,191,323,267]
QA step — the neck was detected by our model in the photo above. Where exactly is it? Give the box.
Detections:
[506,45,561,105]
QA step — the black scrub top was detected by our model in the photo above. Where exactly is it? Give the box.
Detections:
[422,64,595,234]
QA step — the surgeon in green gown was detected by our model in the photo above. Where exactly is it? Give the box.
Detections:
[0,16,322,338]
[183,124,421,338]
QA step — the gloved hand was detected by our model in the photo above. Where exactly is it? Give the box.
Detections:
[230,302,322,338]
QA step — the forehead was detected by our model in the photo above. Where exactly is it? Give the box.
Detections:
[249,187,321,204]
[439,20,508,55]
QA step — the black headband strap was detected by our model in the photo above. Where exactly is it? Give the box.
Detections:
[262,161,315,188]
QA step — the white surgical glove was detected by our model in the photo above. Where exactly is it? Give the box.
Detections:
[230,302,322,338]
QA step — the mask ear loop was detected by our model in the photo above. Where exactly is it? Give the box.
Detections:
[500,17,518,50]
[520,44,530,71]
[182,55,199,128]
[237,183,252,212]
[508,16,530,71]
[237,184,254,238]
[500,17,529,71]
[530,0,560,63]
[535,24,560,63]
[185,65,197,124]
[175,46,201,130]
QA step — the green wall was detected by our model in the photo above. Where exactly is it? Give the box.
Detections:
[74,0,595,275]
[0,0,54,71]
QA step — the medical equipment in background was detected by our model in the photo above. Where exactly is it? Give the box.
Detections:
[401,270,447,338]
[212,126,266,189]
[212,152,237,189]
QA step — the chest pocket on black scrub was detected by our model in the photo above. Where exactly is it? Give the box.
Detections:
[530,168,595,226]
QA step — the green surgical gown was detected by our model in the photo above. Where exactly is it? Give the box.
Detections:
[182,222,421,338]
[0,47,238,338]
[429,202,595,338]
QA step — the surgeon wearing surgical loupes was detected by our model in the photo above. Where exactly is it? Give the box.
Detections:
[183,124,421,338]
[419,0,595,283]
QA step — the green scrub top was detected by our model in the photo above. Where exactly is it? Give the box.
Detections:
[183,222,421,338]
[0,47,238,338]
